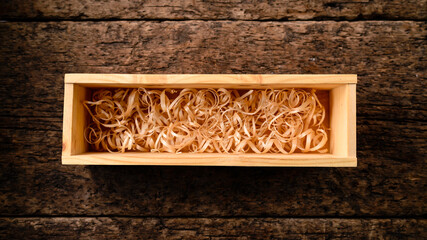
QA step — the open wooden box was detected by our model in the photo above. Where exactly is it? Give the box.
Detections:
[62,74,357,167]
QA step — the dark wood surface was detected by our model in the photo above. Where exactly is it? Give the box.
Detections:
[0,1,426,239]
[1,0,426,20]
[1,218,426,239]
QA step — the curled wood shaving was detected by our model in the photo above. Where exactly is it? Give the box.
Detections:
[84,88,328,153]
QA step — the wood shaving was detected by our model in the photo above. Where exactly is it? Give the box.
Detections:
[84,88,328,153]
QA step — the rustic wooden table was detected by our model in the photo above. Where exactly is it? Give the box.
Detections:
[0,1,426,239]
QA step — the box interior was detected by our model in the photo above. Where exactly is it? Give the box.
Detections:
[65,84,351,156]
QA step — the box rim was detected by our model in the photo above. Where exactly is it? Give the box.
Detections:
[64,74,358,85]
[62,152,357,167]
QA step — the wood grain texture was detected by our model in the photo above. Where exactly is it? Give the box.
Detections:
[1,0,426,20]
[1,217,425,239]
[0,21,426,219]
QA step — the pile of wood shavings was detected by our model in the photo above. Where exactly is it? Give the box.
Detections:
[84,88,328,153]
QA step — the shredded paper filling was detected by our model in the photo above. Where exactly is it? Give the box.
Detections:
[84,88,328,154]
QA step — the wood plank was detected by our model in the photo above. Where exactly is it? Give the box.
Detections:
[0,217,425,239]
[0,121,425,216]
[0,21,424,122]
[0,21,425,216]
[1,0,426,20]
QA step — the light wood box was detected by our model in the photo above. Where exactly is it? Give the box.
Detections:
[62,74,357,167]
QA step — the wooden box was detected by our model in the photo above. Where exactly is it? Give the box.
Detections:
[62,74,357,167]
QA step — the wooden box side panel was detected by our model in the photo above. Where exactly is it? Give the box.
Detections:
[62,153,357,167]
[330,85,347,156]
[64,74,357,89]
[330,84,357,161]
[62,83,73,156]
[62,83,90,157]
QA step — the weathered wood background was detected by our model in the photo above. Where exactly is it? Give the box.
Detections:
[0,1,426,239]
